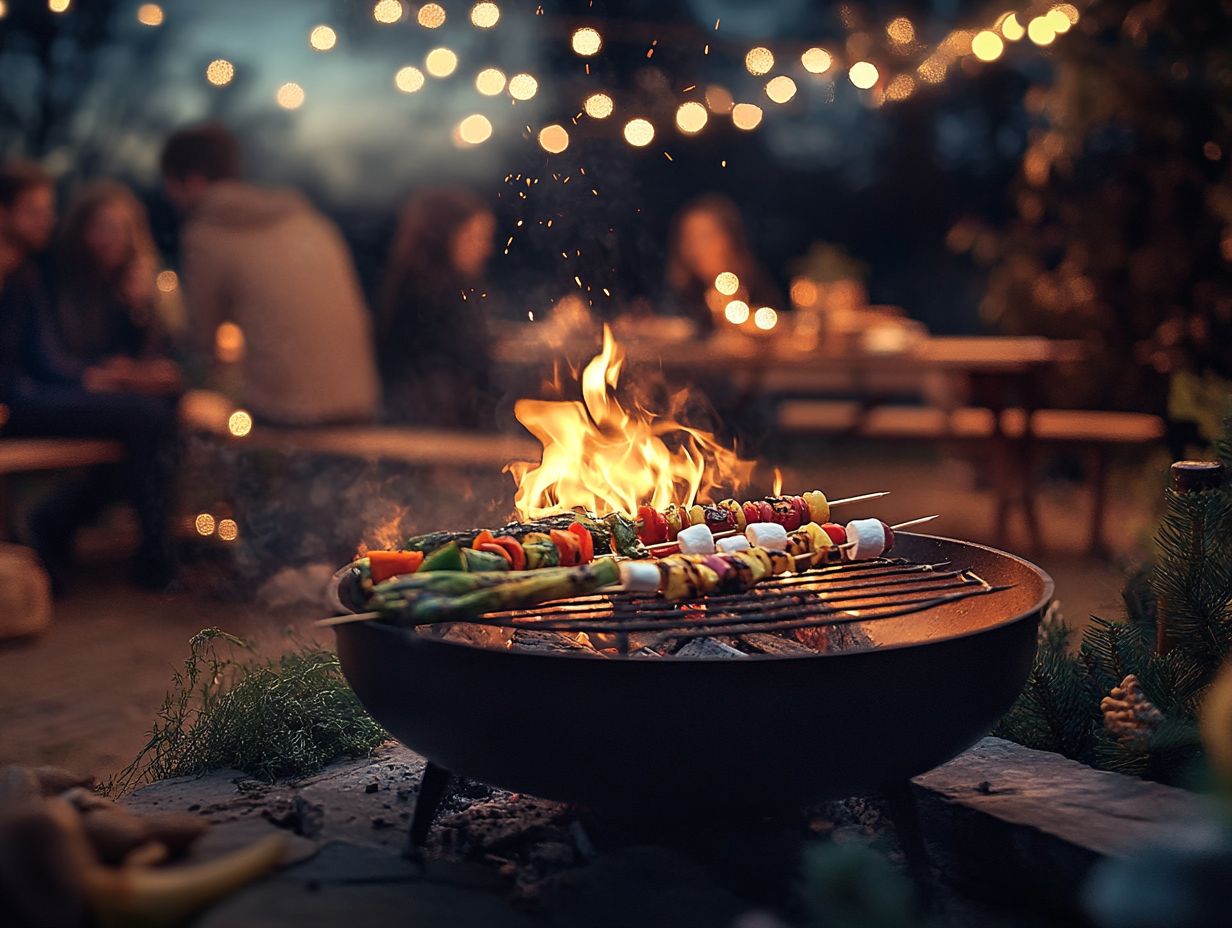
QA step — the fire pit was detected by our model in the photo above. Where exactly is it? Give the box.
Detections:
[330,532,1051,832]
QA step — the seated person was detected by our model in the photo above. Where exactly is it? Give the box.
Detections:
[161,122,379,427]
[377,187,496,428]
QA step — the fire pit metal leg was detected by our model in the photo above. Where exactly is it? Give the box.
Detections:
[881,781,934,911]
[404,761,454,857]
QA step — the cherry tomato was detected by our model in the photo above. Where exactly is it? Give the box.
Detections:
[880,521,895,554]
[757,501,774,523]
[637,505,663,544]
[821,523,847,545]
[742,501,761,526]
[789,496,810,525]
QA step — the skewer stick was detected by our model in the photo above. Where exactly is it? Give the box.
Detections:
[316,611,381,628]
[828,491,891,507]
[837,515,940,551]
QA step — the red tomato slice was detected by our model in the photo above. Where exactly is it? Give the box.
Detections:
[821,523,847,545]
[472,529,496,550]
[568,522,595,563]
[479,542,513,567]
[493,536,526,570]
[550,529,579,566]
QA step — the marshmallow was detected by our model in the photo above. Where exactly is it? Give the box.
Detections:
[716,534,751,553]
[619,560,661,592]
[677,523,716,555]
[843,519,887,560]
[745,521,789,550]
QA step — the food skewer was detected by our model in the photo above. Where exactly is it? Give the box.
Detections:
[650,514,937,559]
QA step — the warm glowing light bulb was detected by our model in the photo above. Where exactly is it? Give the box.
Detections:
[155,270,178,292]
[848,61,879,89]
[508,73,538,100]
[373,0,402,24]
[214,322,245,363]
[724,300,750,324]
[228,409,253,437]
[886,17,915,44]
[417,3,445,27]
[675,101,708,134]
[538,124,569,153]
[801,47,832,74]
[49,0,70,12]
[425,47,458,77]
[731,103,763,130]
[623,118,654,147]
[195,513,216,536]
[1001,13,1025,41]
[309,24,336,50]
[275,82,305,110]
[205,59,235,86]
[475,67,506,95]
[1045,8,1072,33]
[571,26,603,56]
[744,46,774,76]
[457,114,493,145]
[971,30,1005,62]
[470,2,500,28]
[715,272,739,295]
[765,75,797,104]
[395,65,425,93]
[217,519,239,541]
[1027,16,1055,45]
[754,306,778,330]
[584,92,614,119]
[136,3,163,26]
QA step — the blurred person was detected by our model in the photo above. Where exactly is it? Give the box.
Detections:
[160,122,379,426]
[378,187,496,428]
[665,194,781,335]
[0,163,179,590]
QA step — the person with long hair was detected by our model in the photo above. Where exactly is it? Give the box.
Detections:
[665,194,781,335]
[378,187,496,427]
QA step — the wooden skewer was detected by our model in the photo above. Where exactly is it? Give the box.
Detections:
[316,611,381,628]
[837,515,940,550]
[829,490,892,507]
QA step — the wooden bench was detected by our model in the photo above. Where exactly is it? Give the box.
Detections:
[776,401,1165,555]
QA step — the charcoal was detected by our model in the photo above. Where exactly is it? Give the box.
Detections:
[434,622,512,650]
[511,629,603,655]
[738,633,816,657]
[673,637,748,659]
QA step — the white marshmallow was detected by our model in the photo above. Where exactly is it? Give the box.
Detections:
[843,519,887,560]
[677,523,716,555]
[619,560,661,592]
[716,534,751,553]
[745,521,788,550]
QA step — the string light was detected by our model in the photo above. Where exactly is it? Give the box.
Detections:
[1000,13,1025,41]
[971,30,1005,62]
[395,65,425,93]
[205,59,235,86]
[675,101,708,134]
[136,3,163,26]
[731,102,763,130]
[765,75,797,104]
[276,82,305,109]
[155,270,178,292]
[1027,16,1055,46]
[372,0,402,24]
[724,300,750,324]
[623,118,655,147]
[470,2,500,28]
[744,47,774,76]
[309,25,336,50]
[228,410,253,437]
[584,92,614,119]
[754,306,779,330]
[417,3,445,28]
[801,47,832,74]
[195,513,216,536]
[886,17,915,45]
[476,67,506,95]
[849,61,879,89]
[715,272,739,295]
[217,519,239,541]
[509,73,538,100]
[571,27,603,56]
[425,47,458,78]
[538,124,569,153]
[457,114,493,145]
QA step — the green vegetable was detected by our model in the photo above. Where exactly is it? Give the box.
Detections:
[461,546,511,572]
[420,541,465,572]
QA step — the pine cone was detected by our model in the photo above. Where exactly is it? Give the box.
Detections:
[1101,674,1163,746]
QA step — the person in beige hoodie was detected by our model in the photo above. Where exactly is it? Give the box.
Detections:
[160,123,379,426]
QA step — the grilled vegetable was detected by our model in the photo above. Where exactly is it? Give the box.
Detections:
[493,536,526,570]
[367,550,424,583]
[420,541,465,572]
[568,522,595,563]
[462,546,511,572]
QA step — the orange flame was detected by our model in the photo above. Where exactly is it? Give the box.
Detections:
[506,326,754,520]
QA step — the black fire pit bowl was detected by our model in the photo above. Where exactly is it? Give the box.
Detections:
[332,533,1052,812]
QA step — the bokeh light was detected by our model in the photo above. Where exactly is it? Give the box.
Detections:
[309,24,337,51]
[1053,3,1080,24]
[705,85,734,114]
[275,82,306,110]
[571,27,603,56]
[215,322,245,363]
[675,101,708,134]
[457,114,493,145]
[417,3,445,28]
[155,270,178,292]
[538,124,569,153]
[426,47,458,78]
[49,0,70,12]
[1001,13,1025,41]
[744,47,774,76]
[801,47,832,74]
[217,519,239,542]
[470,2,500,28]
[205,59,235,86]
[790,278,818,307]
[972,30,1005,62]
[765,75,797,104]
[475,67,506,95]
[886,17,915,45]
[1045,8,1072,33]
[885,74,915,101]
[395,65,425,93]
[917,56,946,83]
[228,409,253,437]
[715,272,739,295]
[848,61,879,89]
[754,306,779,330]
[136,3,163,26]
[623,118,654,147]
[508,73,538,100]
[584,92,614,119]
[731,103,763,130]
[195,513,216,536]
[724,300,750,324]
[373,0,403,24]
[1027,16,1056,46]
